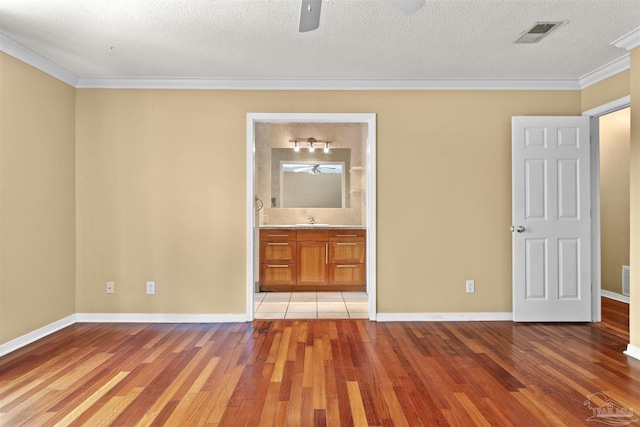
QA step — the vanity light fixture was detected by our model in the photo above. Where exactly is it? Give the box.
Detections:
[289,137,332,152]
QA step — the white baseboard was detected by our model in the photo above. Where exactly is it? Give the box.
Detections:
[601,290,630,303]
[624,344,640,361]
[75,313,249,323]
[376,312,513,322]
[0,314,77,357]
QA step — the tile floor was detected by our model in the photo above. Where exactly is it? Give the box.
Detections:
[254,291,369,319]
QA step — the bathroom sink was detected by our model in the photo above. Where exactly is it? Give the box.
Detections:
[295,223,330,227]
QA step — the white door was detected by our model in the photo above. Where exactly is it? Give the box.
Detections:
[512,116,591,322]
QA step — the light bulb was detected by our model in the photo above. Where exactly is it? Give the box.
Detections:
[324,142,330,153]
[309,141,315,152]
[293,141,300,152]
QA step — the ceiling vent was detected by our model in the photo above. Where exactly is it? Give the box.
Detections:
[515,21,565,44]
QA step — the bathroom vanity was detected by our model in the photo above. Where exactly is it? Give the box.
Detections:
[259,226,366,292]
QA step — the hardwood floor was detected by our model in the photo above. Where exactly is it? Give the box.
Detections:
[1,298,638,426]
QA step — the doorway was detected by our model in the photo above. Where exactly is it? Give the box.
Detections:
[584,95,631,321]
[246,113,377,321]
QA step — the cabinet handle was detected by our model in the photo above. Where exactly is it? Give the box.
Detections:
[266,265,289,268]
[336,242,358,246]
[336,234,358,237]
[268,234,290,237]
[336,265,358,268]
[326,243,328,264]
[267,242,289,246]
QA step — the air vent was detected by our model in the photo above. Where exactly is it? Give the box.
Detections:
[515,21,565,44]
[622,265,630,296]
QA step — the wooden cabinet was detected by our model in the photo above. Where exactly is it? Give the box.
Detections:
[259,227,365,291]
[328,229,366,286]
[259,229,297,287]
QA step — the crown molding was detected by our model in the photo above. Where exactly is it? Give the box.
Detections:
[76,76,581,90]
[578,54,630,89]
[612,26,640,51]
[0,33,78,87]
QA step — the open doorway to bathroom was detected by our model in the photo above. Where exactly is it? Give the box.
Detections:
[246,113,377,320]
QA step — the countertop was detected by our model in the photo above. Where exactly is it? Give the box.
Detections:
[259,225,366,230]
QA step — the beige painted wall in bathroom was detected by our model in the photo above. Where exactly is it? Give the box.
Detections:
[599,108,631,294]
[0,53,76,344]
[75,88,583,314]
[255,122,366,226]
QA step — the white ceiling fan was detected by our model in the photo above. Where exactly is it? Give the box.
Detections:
[299,0,426,32]
[283,163,342,175]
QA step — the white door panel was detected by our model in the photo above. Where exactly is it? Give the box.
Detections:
[512,116,591,322]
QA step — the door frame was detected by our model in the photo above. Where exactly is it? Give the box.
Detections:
[583,95,631,322]
[246,113,377,321]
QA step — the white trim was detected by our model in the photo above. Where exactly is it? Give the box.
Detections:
[601,290,630,304]
[246,113,377,321]
[76,77,580,91]
[589,117,602,322]
[612,26,640,51]
[624,344,640,362]
[582,96,631,117]
[0,314,76,357]
[376,312,513,322]
[76,313,248,323]
[579,55,630,89]
[0,33,78,87]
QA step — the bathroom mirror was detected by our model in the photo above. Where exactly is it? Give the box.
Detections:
[271,148,351,208]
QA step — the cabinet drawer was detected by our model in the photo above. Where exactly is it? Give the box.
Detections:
[329,229,365,241]
[260,229,296,241]
[297,229,329,241]
[329,241,365,263]
[328,264,365,286]
[260,241,296,263]
[261,264,297,286]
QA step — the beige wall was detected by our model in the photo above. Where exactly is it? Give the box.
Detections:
[600,108,631,294]
[582,70,631,112]
[75,89,581,314]
[0,53,76,344]
[5,52,638,348]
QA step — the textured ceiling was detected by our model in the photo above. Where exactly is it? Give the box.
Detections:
[0,0,638,81]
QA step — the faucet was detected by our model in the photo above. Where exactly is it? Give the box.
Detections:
[308,217,315,225]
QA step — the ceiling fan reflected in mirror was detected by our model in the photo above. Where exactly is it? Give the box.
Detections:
[283,164,342,175]
[299,0,426,32]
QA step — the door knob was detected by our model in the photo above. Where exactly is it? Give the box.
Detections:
[511,225,525,233]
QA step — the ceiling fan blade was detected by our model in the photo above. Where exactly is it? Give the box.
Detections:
[388,0,425,15]
[299,0,322,32]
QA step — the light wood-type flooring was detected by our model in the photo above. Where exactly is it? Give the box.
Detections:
[0,297,638,426]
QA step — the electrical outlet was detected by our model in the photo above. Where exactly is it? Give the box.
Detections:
[146,281,155,295]
[106,281,115,294]
[466,280,475,293]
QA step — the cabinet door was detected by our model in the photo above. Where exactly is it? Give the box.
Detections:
[329,242,365,263]
[297,241,328,285]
